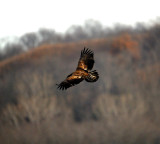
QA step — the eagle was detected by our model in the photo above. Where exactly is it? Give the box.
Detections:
[57,47,99,90]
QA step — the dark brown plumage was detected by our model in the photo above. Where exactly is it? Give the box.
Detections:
[57,47,99,90]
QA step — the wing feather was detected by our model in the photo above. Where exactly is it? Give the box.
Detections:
[77,47,94,71]
[57,73,84,90]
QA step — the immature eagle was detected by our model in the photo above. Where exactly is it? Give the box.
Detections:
[57,47,99,90]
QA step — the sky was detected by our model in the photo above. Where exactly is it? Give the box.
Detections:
[0,0,159,39]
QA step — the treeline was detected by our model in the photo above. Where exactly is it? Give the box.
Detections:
[0,19,148,61]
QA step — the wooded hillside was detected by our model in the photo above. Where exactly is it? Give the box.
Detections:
[0,23,160,144]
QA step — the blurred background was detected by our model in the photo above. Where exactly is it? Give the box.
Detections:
[0,0,160,144]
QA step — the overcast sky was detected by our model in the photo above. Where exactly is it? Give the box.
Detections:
[0,0,159,38]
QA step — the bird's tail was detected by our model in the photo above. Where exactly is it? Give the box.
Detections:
[85,70,99,82]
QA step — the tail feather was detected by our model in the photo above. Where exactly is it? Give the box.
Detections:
[85,70,99,82]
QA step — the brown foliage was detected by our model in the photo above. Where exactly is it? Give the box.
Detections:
[110,33,140,59]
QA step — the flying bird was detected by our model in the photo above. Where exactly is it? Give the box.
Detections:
[57,47,99,90]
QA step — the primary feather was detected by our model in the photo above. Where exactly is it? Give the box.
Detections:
[77,47,94,71]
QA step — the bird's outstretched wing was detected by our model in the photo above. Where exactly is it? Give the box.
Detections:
[77,47,94,71]
[56,73,84,90]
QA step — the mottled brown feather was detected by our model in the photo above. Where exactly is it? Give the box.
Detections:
[57,70,88,90]
[77,47,94,71]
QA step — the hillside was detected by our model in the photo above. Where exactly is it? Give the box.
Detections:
[0,26,160,144]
